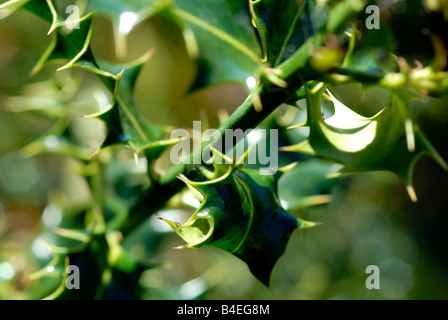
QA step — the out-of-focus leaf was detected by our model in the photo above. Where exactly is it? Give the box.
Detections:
[279,159,339,211]
[2,73,79,118]
[141,274,212,300]
[21,120,92,160]
[21,4,103,77]
[10,2,178,162]
[343,48,397,76]
[83,0,170,59]
[1,73,93,160]
[84,52,179,160]
[26,231,149,299]
[22,239,70,300]
[425,0,448,18]
[380,36,448,96]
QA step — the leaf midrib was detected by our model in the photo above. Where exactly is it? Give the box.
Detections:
[273,1,305,66]
[230,174,254,254]
[172,7,261,64]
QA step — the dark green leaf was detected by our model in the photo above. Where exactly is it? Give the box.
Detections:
[158,151,314,286]
[169,0,262,91]
[252,0,327,66]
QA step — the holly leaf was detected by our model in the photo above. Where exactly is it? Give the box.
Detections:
[7,1,178,163]
[20,120,93,160]
[169,0,263,92]
[282,83,448,202]
[6,0,264,93]
[3,1,114,77]
[22,2,107,77]
[251,0,327,66]
[158,149,315,286]
[2,71,79,117]
[278,159,338,211]
[83,0,170,59]
[1,70,96,160]
[83,52,180,162]
[84,0,168,28]
[2,1,97,76]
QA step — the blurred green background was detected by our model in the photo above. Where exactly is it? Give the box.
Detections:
[1,0,448,299]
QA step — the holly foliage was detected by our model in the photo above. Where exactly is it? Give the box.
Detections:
[0,0,447,299]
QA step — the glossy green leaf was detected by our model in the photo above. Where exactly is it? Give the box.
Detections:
[282,83,448,202]
[27,9,104,77]
[158,150,315,286]
[3,1,97,75]
[169,0,263,92]
[252,0,327,66]
[4,0,264,92]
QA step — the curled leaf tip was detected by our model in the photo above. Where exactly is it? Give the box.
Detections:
[157,216,181,229]
[116,68,125,79]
